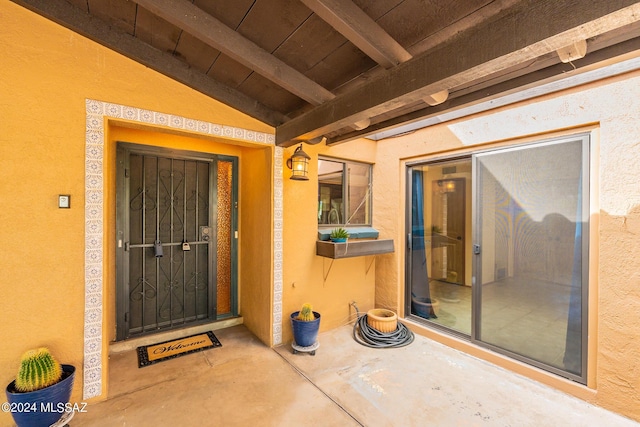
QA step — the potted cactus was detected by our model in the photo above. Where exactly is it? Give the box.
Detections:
[290,303,321,354]
[5,348,75,427]
[330,227,349,243]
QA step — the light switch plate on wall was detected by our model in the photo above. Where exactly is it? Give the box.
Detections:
[59,194,70,208]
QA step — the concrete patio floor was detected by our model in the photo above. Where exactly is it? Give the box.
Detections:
[76,324,639,427]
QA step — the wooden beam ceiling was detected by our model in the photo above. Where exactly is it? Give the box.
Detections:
[326,0,523,99]
[329,36,640,145]
[11,0,640,146]
[300,0,411,68]
[276,0,640,146]
[132,0,336,106]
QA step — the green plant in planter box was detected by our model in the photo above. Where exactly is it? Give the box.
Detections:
[296,303,315,321]
[15,348,62,392]
[330,227,349,240]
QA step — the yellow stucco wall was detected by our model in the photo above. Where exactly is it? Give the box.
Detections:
[280,141,378,344]
[369,68,640,421]
[240,146,274,345]
[0,3,274,424]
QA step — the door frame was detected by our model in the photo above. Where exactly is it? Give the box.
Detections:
[115,142,238,341]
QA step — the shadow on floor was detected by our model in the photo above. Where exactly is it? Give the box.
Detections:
[76,324,638,427]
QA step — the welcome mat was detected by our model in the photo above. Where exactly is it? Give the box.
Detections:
[137,331,222,368]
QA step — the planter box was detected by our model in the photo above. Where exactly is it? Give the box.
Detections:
[316,239,394,259]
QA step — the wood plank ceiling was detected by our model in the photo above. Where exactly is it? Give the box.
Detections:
[12,0,640,146]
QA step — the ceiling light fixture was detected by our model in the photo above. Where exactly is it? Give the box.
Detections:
[423,89,449,106]
[556,40,587,63]
[353,118,371,130]
[308,136,327,145]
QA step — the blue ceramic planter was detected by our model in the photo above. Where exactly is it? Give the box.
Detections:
[291,311,321,347]
[5,364,75,427]
[330,238,347,243]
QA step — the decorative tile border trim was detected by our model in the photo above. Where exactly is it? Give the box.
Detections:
[273,146,284,345]
[84,99,278,399]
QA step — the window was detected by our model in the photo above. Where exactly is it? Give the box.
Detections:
[318,158,371,226]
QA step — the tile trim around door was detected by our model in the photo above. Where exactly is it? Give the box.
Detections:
[84,99,278,399]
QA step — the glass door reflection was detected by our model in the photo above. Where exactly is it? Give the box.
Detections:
[409,159,472,335]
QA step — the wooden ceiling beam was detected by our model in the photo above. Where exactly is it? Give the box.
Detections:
[328,35,640,145]
[406,0,524,56]
[10,0,287,126]
[300,0,412,68]
[132,0,335,106]
[291,0,522,115]
[276,0,640,146]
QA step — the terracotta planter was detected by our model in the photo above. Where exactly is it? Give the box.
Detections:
[366,308,398,333]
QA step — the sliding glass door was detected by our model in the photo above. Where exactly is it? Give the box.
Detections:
[407,134,589,382]
[474,136,588,379]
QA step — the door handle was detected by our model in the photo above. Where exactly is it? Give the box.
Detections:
[200,226,212,241]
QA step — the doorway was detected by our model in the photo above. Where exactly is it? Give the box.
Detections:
[431,177,466,286]
[406,134,589,383]
[116,143,238,340]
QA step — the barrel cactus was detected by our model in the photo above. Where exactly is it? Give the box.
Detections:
[296,303,315,321]
[14,348,62,392]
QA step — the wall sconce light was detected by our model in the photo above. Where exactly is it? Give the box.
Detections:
[287,144,311,181]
